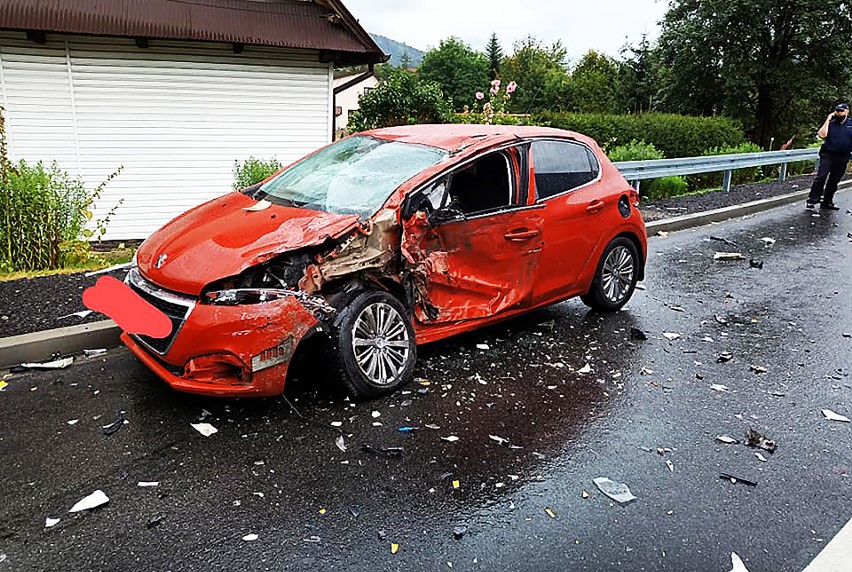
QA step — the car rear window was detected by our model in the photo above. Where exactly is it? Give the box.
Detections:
[259,136,448,217]
[532,140,600,200]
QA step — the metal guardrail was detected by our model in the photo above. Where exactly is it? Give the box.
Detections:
[614,148,819,192]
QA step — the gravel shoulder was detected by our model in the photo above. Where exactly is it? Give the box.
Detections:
[0,174,840,339]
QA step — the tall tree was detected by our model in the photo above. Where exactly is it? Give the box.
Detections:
[399,51,413,70]
[418,37,490,111]
[570,50,621,113]
[501,36,571,113]
[619,34,660,113]
[485,33,503,80]
[658,0,852,146]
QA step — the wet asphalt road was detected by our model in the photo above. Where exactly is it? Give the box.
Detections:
[2,202,852,572]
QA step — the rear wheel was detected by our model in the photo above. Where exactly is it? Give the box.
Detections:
[328,289,416,398]
[580,237,640,312]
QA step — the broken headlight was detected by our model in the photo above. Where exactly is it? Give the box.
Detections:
[204,288,299,306]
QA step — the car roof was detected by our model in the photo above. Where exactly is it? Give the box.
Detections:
[363,123,595,153]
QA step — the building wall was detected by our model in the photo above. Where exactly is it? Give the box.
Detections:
[333,73,378,134]
[0,31,333,239]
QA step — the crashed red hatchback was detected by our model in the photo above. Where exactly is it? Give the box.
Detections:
[122,124,647,398]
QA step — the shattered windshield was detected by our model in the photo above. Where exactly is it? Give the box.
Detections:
[259,136,448,217]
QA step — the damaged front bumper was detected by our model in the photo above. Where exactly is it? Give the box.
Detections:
[122,287,323,397]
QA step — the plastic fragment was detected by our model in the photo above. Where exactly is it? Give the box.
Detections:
[720,472,757,487]
[452,525,467,539]
[710,384,730,392]
[0,381,7,391]
[714,252,745,261]
[593,477,637,504]
[822,409,851,423]
[398,426,419,433]
[666,460,674,472]
[361,444,403,458]
[746,429,776,453]
[717,352,733,363]
[20,357,73,370]
[58,310,93,319]
[69,489,109,512]
[710,236,738,248]
[716,435,740,444]
[146,515,164,529]
[662,332,680,341]
[242,533,259,541]
[476,344,490,350]
[191,423,218,437]
[729,552,750,572]
[581,490,589,499]
[335,435,347,452]
[102,411,125,436]
[424,424,441,430]
[749,365,768,374]
[748,259,763,269]
[545,507,556,518]
[452,480,460,489]
[319,508,326,515]
[45,517,60,528]
[371,411,381,418]
[577,363,592,374]
[348,506,361,518]
[755,452,767,462]
[137,482,159,487]
[83,349,108,358]
[759,237,776,245]
[441,435,460,442]
[391,543,399,554]
[243,199,271,212]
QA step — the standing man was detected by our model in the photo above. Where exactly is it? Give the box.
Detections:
[807,103,852,210]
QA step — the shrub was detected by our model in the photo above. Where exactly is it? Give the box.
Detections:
[688,142,763,190]
[533,112,745,158]
[348,69,453,132]
[233,157,284,190]
[0,109,122,272]
[606,140,688,198]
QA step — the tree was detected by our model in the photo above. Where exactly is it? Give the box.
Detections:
[485,33,503,80]
[619,34,660,113]
[347,68,453,132]
[500,36,571,113]
[418,37,490,112]
[399,51,413,70]
[657,0,852,146]
[570,50,621,113]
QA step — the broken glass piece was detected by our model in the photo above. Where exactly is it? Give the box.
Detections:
[593,477,637,504]
[69,490,109,512]
[822,409,851,423]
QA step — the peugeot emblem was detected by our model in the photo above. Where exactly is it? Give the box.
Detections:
[155,253,168,269]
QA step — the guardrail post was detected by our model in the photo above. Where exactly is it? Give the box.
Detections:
[779,162,788,182]
[632,180,641,193]
[722,170,732,192]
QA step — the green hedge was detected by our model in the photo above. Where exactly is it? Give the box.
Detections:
[607,140,687,198]
[532,112,745,159]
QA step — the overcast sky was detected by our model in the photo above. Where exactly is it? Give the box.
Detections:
[343,0,670,64]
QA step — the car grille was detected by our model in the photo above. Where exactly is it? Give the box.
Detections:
[125,268,196,355]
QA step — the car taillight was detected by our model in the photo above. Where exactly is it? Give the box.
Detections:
[628,187,640,207]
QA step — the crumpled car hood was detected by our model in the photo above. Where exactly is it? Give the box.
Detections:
[136,192,360,295]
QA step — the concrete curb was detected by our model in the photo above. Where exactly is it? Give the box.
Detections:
[2,180,851,368]
[0,320,121,369]
[646,180,852,235]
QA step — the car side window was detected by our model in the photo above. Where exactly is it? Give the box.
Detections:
[532,140,600,200]
[444,152,514,216]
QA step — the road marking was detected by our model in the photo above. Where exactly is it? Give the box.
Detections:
[803,517,852,572]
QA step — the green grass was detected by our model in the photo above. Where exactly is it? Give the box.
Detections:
[0,247,134,282]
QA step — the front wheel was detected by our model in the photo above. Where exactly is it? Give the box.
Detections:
[328,289,416,398]
[580,237,640,312]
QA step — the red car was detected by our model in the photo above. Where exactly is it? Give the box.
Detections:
[122,124,646,398]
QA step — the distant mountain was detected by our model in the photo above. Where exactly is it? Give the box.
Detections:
[371,34,425,67]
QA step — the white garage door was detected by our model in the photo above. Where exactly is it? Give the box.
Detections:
[0,31,332,239]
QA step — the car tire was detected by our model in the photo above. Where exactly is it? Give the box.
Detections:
[328,289,416,398]
[580,237,640,312]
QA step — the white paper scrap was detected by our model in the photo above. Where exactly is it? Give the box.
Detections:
[191,423,218,437]
[69,490,109,512]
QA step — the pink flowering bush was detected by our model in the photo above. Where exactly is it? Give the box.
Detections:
[469,79,517,124]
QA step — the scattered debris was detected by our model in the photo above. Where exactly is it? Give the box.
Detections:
[755,452,768,462]
[84,262,134,277]
[371,411,381,418]
[243,199,271,212]
[716,435,740,445]
[452,480,460,490]
[348,506,361,518]
[488,434,519,448]
[717,352,733,363]
[242,533,259,542]
[759,237,776,245]
[639,367,654,375]
[710,384,730,393]
[715,315,729,325]
[476,344,490,350]
[146,515,165,529]
[398,426,419,433]
[45,517,60,528]
[69,489,110,512]
[441,436,460,443]
[544,507,556,518]
[20,357,74,370]
[67,420,79,425]
[749,365,768,374]
[335,435,347,452]
[361,445,403,458]
[656,231,669,237]
[424,424,441,430]
[190,423,218,437]
[843,333,851,338]
[102,411,125,436]
[630,327,648,341]
[711,236,738,248]
[730,552,751,572]
[391,543,399,554]
[581,490,589,499]
[662,332,681,341]
[0,381,7,391]
[452,525,467,539]
[720,473,758,487]
[593,477,637,504]
[577,363,592,374]
[58,310,94,320]
[822,409,851,423]
[748,259,763,269]
[714,252,746,261]
[746,429,776,453]
[665,460,674,472]
[137,482,159,487]
[83,349,108,358]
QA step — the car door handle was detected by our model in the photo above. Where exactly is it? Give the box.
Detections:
[504,229,540,242]
[586,200,605,214]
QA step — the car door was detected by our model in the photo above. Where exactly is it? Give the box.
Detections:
[529,139,607,301]
[401,147,544,324]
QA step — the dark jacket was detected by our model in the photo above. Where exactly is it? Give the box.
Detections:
[821,118,852,157]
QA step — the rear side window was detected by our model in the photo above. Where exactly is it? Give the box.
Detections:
[532,140,600,200]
